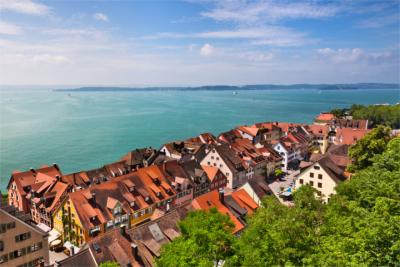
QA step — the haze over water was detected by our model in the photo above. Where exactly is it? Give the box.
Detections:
[0,88,399,190]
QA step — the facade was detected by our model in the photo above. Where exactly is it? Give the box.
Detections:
[239,177,272,206]
[273,141,299,171]
[7,165,62,213]
[200,144,246,189]
[54,165,177,246]
[0,206,49,267]
[201,165,228,191]
[295,156,347,202]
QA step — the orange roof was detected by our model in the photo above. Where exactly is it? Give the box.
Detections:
[336,128,370,145]
[201,165,219,182]
[308,124,329,135]
[106,197,119,209]
[316,113,335,122]
[230,189,258,214]
[238,126,259,137]
[191,190,244,233]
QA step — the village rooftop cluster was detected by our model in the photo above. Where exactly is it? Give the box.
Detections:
[1,112,371,266]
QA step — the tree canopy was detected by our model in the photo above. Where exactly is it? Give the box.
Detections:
[348,125,391,171]
[156,208,235,267]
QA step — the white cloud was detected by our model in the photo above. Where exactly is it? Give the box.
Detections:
[202,0,338,24]
[0,21,22,35]
[357,14,399,29]
[317,48,364,63]
[93,13,109,22]
[0,0,50,15]
[32,54,70,64]
[41,28,107,39]
[200,43,214,56]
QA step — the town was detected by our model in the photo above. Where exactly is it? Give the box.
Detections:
[0,111,385,267]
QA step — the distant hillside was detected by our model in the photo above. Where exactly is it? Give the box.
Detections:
[54,83,399,92]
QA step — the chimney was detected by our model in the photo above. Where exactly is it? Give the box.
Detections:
[30,168,36,173]
[91,192,96,205]
[218,188,225,205]
[120,224,126,236]
[71,246,75,256]
[53,163,59,171]
[55,175,60,182]
[131,243,139,259]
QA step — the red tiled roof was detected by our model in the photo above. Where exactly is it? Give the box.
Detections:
[315,113,335,122]
[191,190,244,233]
[335,128,370,145]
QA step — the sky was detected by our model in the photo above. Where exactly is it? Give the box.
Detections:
[0,0,399,86]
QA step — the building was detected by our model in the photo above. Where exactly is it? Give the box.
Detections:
[191,189,258,235]
[160,141,204,161]
[29,176,70,228]
[272,138,303,171]
[314,113,336,125]
[120,147,158,171]
[239,176,272,205]
[330,119,369,130]
[295,156,348,202]
[180,160,211,197]
[306,124,331,154]
[0,205,49,267]
[7,164,62,213]
[200,144,246,189]
[54,165,177,246]
[333,128,370,145]
[201,165,228,191]
[128,208,189,266]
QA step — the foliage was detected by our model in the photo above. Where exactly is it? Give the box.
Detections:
[228,186,324,266]
[99,261,120,267]
[348,125,391,171]
[230,136,399,266]
[274,168,284,177]
[330,108,347,118]
[349,104,400,129]
[156,208,235,267]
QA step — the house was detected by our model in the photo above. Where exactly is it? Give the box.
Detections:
[160,141,203,161]
[295,156,348,202]
[200,144,246,189]
[7,164,62,213]
[314,113,336,125]
[28,176,70,228]
[191,189,258,235]
[252,122,283,143]
[201,165,228,191]
[239,176,272,205]
[330,119,369,130]
[180,160,211,197]
[53,165,177,246]
[333,128,370,145]
[127,208,189,267]
[306,124,331,154]
[0,205,49,267]
[54,248,97,267]
[236,126,260,143]
[217,129,242,144]
[186,133,218,145]
[160,160,194,205]
[120,148,158,171]
[272,138,302,171]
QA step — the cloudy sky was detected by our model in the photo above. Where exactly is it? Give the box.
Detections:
[0,0,398,86]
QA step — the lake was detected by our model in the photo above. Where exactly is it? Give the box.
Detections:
[0,88,399,190]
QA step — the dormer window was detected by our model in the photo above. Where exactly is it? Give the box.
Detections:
[130,201,136,207]
[129,186,135,193]
[145,196,150,202]
[114,206,122,215]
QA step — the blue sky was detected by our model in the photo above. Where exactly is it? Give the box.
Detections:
[0,0,399,86]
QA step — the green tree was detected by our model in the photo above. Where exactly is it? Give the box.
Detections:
[349,104,400,128]
[305,137,400,266]
[348,125,391,172]
[229,186,324,266]
[157,209,235,267]
[99,261,120,267]
[274,168,284,177]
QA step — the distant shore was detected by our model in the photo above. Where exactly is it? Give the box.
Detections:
[54,83,399,92]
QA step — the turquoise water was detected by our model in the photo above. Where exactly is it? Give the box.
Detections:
[0,88,399,190]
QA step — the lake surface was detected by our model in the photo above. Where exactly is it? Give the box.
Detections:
[0,88,399,190]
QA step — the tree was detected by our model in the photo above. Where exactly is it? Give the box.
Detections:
[99,261,119,267]
[305,137,400,266]
[157,209,235,267]
[348,125,391,172]
[229,186,324,266]
[349,104,400,128]
[274,168,284,177]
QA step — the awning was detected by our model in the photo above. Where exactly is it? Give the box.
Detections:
[48,229,61,244]
[50,239,62,246]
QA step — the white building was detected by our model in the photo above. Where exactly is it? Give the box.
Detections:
[295,157,347,202]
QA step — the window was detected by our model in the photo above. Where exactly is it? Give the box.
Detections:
[207,162,210,165]
[309,172,314,178]
[213,163,216,166]
[313,165,320,170]
[318,174,323,179]
[216,157,220,160]
[15,232,31,242]
[225,172,229,176]
[211,156,214,159]
[219,164,223,168]
[309,181,314,186]
[0,225,6,234]
[299,179,304,184]
[106,220,114,228]
[0,254,8,264]
[318,182,322,188]
[0,241,3,252]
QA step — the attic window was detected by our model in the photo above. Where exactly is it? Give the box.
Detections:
[313,166,320,170]
[130,201,136,207]
[145,196,150,202]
